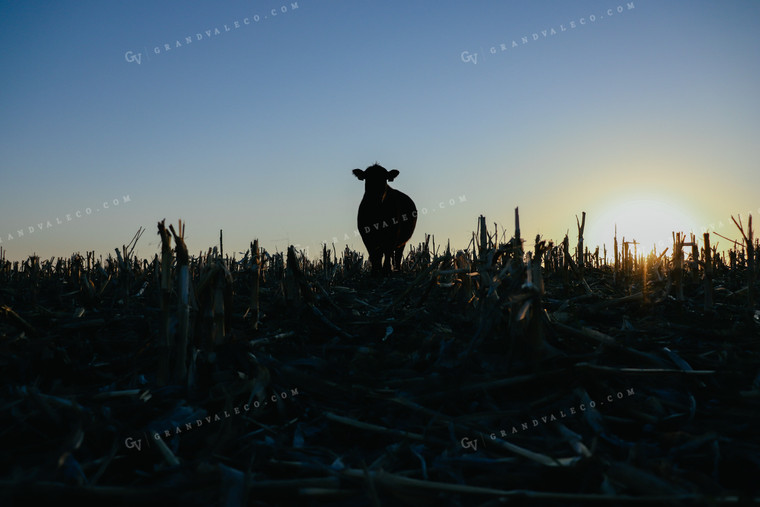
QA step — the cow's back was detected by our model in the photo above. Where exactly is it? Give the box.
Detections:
[385,188,416,246]
[358,187,416,246]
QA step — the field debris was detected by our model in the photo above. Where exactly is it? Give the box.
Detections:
[0,214,758,505]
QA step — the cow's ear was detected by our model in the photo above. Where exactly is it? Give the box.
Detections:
[352,169,365,180]
[387,169,399,181]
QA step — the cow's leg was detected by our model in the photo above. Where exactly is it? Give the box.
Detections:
[382,248,393,275]
[393,245,405,271]
[369,247,383,276]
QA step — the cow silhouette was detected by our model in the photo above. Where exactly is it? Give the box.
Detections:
[353,164,417,275]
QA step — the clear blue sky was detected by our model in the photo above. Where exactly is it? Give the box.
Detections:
[2,1,759,262]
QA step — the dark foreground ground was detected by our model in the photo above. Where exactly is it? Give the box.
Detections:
[1,249,759,506]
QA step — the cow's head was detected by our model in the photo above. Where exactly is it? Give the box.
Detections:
[353,164,400,199]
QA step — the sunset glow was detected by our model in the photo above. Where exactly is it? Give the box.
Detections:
[587,197,702,255]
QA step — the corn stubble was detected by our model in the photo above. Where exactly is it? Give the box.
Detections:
[0,212,758,505]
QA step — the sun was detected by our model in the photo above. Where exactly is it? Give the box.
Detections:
[587,196,701,255]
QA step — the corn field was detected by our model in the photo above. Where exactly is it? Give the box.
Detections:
[0,211,759,505]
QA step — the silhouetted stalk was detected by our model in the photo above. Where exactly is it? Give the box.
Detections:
[170,221,189,384]
[672,232,685,301]
[614,225,619,285]
[642,252,648,305]
[514,207,522,260]
[703,233,714,311]
[478,215,487,264]
[732,214,755,312]
[251,239,261,331]
[576,211,586,272]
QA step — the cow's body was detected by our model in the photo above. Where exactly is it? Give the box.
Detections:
[353,164,417,275]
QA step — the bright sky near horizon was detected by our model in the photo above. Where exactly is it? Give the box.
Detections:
[1,1,759,262]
